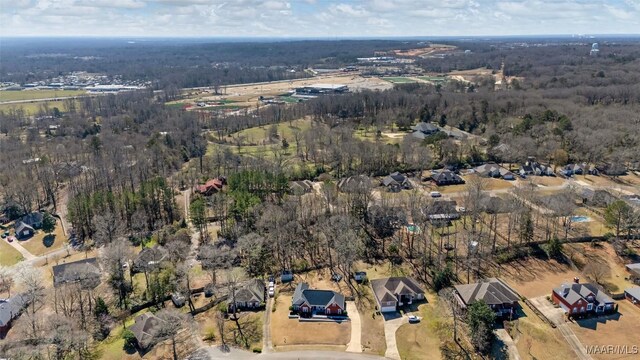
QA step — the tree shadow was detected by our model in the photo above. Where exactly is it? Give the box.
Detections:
[43,234,56,248]
[575,312,622,330]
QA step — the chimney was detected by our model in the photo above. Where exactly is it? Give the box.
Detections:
[574,277,580,284]
[562,286,569,297]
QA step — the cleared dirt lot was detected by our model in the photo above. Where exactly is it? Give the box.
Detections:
[270,294,350,348]
[571,301,640,360]
[501,257,580,298]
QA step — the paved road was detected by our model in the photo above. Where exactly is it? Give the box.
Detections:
[262,297,274,353]
[382,313,405,360]
[346,301,362,353]
[190,347,388,360]
[495,328,521,360]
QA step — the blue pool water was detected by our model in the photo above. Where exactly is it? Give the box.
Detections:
[570,216,591,223]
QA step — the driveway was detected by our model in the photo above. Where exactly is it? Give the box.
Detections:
[528,296,593,360]
[262,297,274,353]
[190,347,387,360]
[346,301,362,353]
[6,238,35,260]
[495,328,521,360]
[382,312,405,360]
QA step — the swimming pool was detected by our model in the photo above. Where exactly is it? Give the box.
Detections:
[406,224,421,233]
[570,215,591,223]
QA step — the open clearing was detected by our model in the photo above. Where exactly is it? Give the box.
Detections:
[381,77,417,84]
[0,89,86,102]
[512,303,577,360]
[0,100,70,114]
[270,294,350,347]
[571,301,640,360]
[500,257,579,298]
[0,238,23,266]
[395,293,444,360]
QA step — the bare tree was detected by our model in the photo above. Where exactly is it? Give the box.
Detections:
[0,266,13,297]
[155,308,193,360]
[92,209,125,246]
[100,239,133,308]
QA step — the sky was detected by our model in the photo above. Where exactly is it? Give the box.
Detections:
[1,0,639,38]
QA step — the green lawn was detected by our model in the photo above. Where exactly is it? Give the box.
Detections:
[232,118,313,144]
[0,239,23,266]
[0,100,70,115]
[417,76,447,83]
[20,219,66,256]
[0,89,86,102]
[381,77,417,84]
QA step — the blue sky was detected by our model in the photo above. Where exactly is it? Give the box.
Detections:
[1,0,639,37]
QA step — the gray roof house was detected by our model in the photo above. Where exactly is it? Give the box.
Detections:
[381,172,412,192]
[624,287,640,308]
[229,279,266,309]
[0,294,29,338]
[133,245,169,273]
[626,263,640,278]
[431,170,465,186]
[20,212,44,229]
[337,175,372,193]
[454,278,520,318]
[411,122,440,139]
[52,258,102,288]
[14,221,35,239]
[519,159,554,176]
[292,282,346,316]
[474,163,515,180]
[424,200,460,221]
[290,180,315,195]
[130,312,165,350]
[370,277,425,313]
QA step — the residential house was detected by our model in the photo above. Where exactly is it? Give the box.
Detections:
[337,175,372,193]
[581,189,617,207]
[381,172,412,192]
[0,294,28,338]
[290,180,314,195]
[130,312,165,350]
[551,278,615,316]
[52,258,102,288]
[370,277,425,313]
[624,287,640,308]
[411,122,440,139]
[292,282,346,316]
[229,279,266,311]
[195,177,226,196]
[474,163,515,180]
[14,221,35,239]
[424,200,460,221]
[431,170,465,186]
[20,212,44,229]
[133,245,169,273]
[453,278,520,319]
[626,263,640,282]
[519,159,554,176]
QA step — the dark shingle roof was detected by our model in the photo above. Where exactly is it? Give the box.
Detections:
[454,278,520,306]
[370,277,425,305]
[292,282,345,309]
[130,313,165,349]
[231,279,265,304]
[0,294,28,328]
[412,122,439,133]
[52,258,101,288]
[553,282,614,306]
[133,245,168,272]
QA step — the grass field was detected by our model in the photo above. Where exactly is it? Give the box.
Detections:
[513,304,576,360]
[417,76,447,83]
[232,118,313,144]
[21,219,66,256]
[0,89,86,102]
[382,77,417,84]
[0,100,69,115]
[0,239,23,266]
[271,294,350,347]
[395,294,444,360]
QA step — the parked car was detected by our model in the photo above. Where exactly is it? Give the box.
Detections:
[331,273,343,282]
[7,236,15,242]
[430,191,442,198]
[407,315,421,323]
[268,285,275,297]
[268,275,275,283]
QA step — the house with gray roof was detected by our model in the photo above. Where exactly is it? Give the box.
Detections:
[411,122,440,139]
[229,279,266,310]
[370,277,425,313]
[454,278,520,318]
[624,287,640,308]
[381,172,412,192]
[424,200,460,222]
[626,263,640,281]
[474,163,515,180]
[133,245,169,273]
[52,258,101,288]
[20,212,43,229]
[292,282,346,316]
[431,170,465,186]
[0,294,29,338]
[130,312,165,350]
[551,279,615,316]
[14,221,35,239]
[337,175,372,193]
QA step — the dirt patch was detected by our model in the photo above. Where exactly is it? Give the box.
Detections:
[270,294,350,347]
[500,257,580,298]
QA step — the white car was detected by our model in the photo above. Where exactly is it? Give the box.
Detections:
[268,285,275,297]
[430,191,442,198]
[407,315,422,323]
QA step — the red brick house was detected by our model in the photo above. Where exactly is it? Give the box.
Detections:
[552,279,615,316]
[292,283,346,316]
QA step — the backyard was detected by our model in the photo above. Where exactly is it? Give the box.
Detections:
[20,218,66,256]
[395,293,445,360]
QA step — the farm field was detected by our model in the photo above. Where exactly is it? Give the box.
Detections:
[0,100,70,114]
[0,89,86,102]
